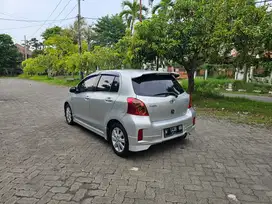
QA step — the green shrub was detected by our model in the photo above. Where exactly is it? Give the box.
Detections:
[215,75,229,79]
[180,78,272,95]
[253,83,272,93]
[233,81,254,92]
[180,78,234,94]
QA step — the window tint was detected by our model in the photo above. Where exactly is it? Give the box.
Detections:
[96,75,115,92]
[78,75,99,92]
[132,74,184,97]
[111,77,120,93]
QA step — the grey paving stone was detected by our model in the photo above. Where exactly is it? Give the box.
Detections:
[0,78,271,204]
[50,187,68,194]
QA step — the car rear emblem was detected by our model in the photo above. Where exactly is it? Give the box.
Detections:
[171,109,175,114]
[170,99,175,104]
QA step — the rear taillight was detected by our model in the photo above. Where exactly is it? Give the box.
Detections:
[188,94,192,108]
[193,117,196,125]
[138,129,143,141]
[127,98,149,116]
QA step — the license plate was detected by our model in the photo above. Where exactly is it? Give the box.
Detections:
[164,124,183,138]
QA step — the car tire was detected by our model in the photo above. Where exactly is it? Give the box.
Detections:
[65,104,74,125]
[110,123,129,157]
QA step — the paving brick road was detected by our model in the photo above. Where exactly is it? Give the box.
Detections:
[0,78,272,204]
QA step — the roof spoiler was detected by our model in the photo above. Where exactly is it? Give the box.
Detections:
[154,72,180,78]
[133,72,180,79]
[171,72,180,78]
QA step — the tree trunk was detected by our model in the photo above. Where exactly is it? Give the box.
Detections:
[270,70,272,85]
[204,69,208,80]
[187,69,195,94]
[243,65,249,82]
[156,57,159,71]
[186,60,197,94]
[87,42,91,52]
[235,68,238,80]
[130,19,135,34]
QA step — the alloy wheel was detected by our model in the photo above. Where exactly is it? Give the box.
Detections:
[111,127,125,153]
[66,106,72,123]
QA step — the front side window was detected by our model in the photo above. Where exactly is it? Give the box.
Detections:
[132,74,184,97]
[78,75,99,92]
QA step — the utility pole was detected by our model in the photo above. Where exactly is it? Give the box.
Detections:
[139,0,142,22]
[77,0,84,80]
[24,35,28,60]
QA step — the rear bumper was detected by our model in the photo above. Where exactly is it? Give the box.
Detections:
[122,108,196,152]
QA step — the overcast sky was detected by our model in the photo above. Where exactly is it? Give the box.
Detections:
[2,0,270,44]
[0,0,158,44]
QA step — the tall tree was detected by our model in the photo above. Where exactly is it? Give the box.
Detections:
[93,15,126,47]
[43,35,77,75]
[134,14,170,70]
[226,0,269,81]
[0,34,21,76]
[29,38,43,50]
[67,18,87,44]
[27,38,44,58]
[41,26,62,41]
[165,0,218,93]
[152,0,174,14]
[120,0,148,32]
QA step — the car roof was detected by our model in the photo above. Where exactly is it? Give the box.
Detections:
[90,69,178,78]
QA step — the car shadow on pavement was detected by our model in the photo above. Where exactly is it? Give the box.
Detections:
[128,137,192,159]
[73,123,192,158]
[74,123,110,143]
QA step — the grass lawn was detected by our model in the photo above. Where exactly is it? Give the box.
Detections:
[19,74,272,127]
[180,78,272,97]
[193,94,272,127]
[18,74,80,87]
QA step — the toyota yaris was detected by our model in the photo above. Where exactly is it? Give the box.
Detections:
[64,70,196,157]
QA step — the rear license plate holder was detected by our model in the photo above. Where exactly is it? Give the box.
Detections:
[164,124,183,138]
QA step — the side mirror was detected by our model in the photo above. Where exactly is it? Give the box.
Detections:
[69,87,77,93]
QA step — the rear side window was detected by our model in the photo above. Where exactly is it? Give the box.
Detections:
[132,74,184,97]
[111,77,120,93]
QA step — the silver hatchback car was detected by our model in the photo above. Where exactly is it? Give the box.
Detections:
[64,70,196,157]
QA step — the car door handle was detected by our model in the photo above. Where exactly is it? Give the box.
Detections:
[84,96,90,101]
[105,97,113,103]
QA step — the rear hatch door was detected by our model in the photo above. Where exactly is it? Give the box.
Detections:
[132,73,189,122]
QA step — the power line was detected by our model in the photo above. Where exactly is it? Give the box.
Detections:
[84,17,99,20]
[0,12,28,19]
[0,17,75,23]
[48,0,73,27]
[0,16,98,32]
[0,24,49,31]
[59,4,77,25]
[30,0,64,38]
[0,19,76,31]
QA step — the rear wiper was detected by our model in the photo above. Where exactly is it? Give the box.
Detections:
[154,92,178,98]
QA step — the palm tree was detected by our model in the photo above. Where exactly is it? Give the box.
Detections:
[152,0,174,14]
[120,0,148,32]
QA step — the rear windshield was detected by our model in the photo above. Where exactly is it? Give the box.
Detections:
[132,74,184,97]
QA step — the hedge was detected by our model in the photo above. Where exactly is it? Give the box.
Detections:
[180,79,272,94]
